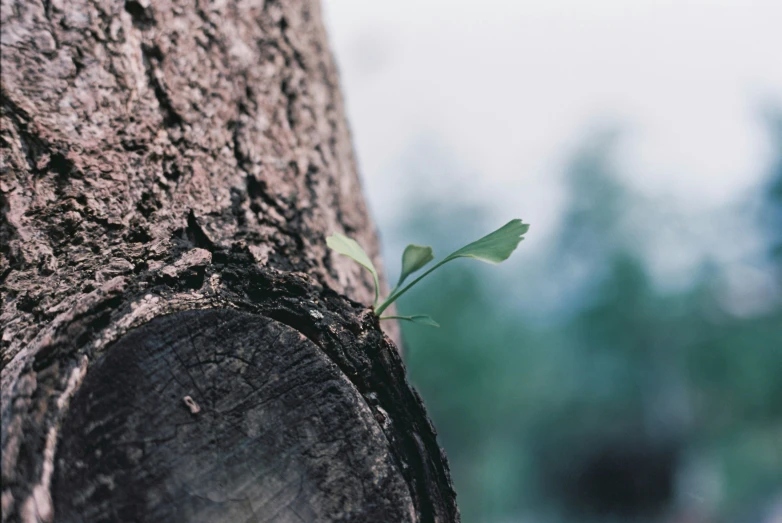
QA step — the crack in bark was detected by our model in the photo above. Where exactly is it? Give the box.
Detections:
[140,43,184,130]
[184,211,217,253]
[124,0,156,29]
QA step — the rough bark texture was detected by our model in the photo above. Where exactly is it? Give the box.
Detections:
[0,0,458,521]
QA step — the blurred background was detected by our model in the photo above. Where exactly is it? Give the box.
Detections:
[322,1,782,522]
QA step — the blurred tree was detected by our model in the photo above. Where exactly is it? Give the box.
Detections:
[397,121,782,523]
[760,109,782,278]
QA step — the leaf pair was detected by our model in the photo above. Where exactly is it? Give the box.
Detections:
[326,219,530,327]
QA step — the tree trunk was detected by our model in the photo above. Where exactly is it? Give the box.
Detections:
[0,0,459,521]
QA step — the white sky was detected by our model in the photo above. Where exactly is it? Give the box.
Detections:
[322,0,782,287]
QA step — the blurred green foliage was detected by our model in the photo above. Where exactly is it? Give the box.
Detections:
[395,119,782,523]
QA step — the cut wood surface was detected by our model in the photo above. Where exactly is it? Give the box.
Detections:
[54,307,438,522]
[0,0,458,520]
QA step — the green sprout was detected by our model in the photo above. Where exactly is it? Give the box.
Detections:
[326,219,530,327]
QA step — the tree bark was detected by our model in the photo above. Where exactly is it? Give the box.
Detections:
[0,0,459,521]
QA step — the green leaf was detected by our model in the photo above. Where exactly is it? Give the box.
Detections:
[326,233,380,303]
[374,219,529,315]
[443,219,529,264]
[380,315,440,327]
[398,244,434,286]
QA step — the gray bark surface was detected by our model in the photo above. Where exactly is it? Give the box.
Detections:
[0,0,458,521]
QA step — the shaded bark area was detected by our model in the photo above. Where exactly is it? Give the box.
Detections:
[0,0,456,521]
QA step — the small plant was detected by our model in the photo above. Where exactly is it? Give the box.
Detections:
[326,219,529,327]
